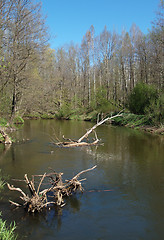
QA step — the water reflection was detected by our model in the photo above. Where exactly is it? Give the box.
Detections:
[66,194,82,213]
[11,194,82,240]
[0,120,164,240]
[0,143,11,161]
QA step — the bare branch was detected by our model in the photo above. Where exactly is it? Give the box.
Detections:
[72,165,97,180]
[7,183,27,198]
[77,112,123,143]
[9,200,21,207]
[37,172,46,195]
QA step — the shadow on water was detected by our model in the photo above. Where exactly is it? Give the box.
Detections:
[0,119,164,240]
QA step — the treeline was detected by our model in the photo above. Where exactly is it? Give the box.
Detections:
[0,0,163,123]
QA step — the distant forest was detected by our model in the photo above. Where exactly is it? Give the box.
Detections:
[0,0,163,121]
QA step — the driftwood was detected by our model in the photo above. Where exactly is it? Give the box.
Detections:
[7,165,97,213]
[7,173,55,212]
[53,112,123,147]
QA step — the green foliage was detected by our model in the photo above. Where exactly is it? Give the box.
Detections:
[69,114,86,121]
[90,87,117,113]
[0,118,8,127]
[128,83,158,115]
[23,113,40,119]
[13,116,24,125]
[0,169,17,238]
[40,113,55,119]
[84,110,99,122]
[0,134,5,143]
[91,88,108,111]
[55,102,73,119]
[112,113,152,127]
[145,92,164,125]
[0,213,17,240]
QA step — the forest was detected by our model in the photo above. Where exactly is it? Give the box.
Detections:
[0,1,163,238]
[0,0,164,125]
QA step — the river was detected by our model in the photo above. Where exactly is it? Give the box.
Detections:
[0,119,164,240]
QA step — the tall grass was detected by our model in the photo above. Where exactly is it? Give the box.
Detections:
[0,214,17,240]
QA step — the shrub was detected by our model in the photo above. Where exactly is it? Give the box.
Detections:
[91,87,117,113]
[112,113,152,127]
[146,92,164,124]
[128,83,158,115]
[55,102,73,119]
[40,113,55,119]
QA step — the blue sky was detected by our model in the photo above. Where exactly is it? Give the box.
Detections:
[40,0,159,49]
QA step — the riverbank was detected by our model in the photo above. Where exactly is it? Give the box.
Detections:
[110,113,164,135]
[1,111,164,139]
[0,116,24,144]
[22,111,164,136]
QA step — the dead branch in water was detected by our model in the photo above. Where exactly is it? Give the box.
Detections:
[7,173,54,213]
[53,112,123,147]
[77,112,123,143]
[7,165,97,213]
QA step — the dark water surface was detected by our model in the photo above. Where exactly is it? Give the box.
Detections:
[0,120,164,240]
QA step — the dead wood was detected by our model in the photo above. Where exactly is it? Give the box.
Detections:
[53,112,123,147]
[71,165,97,180]
[9,200,21,207]
[7,166,97,212]
[77,112,123,143]
[7,173,55,213]
[56,139,99,148]
[7,183,27,198]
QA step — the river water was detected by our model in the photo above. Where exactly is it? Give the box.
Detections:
[0,120,164,240]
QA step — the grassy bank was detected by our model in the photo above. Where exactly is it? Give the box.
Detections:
[22,110,164,135]
[111,113,164,135]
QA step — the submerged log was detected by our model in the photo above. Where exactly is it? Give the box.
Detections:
[8,165,97,212]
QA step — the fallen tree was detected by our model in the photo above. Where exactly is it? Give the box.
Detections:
[53,112,123,147]
[7,165,97,213]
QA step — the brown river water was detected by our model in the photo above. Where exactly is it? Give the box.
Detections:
[0,119,164,240]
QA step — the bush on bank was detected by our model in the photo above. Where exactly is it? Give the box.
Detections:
[127,83,164,125]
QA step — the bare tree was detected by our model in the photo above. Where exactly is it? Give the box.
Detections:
[1,0,48,119]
